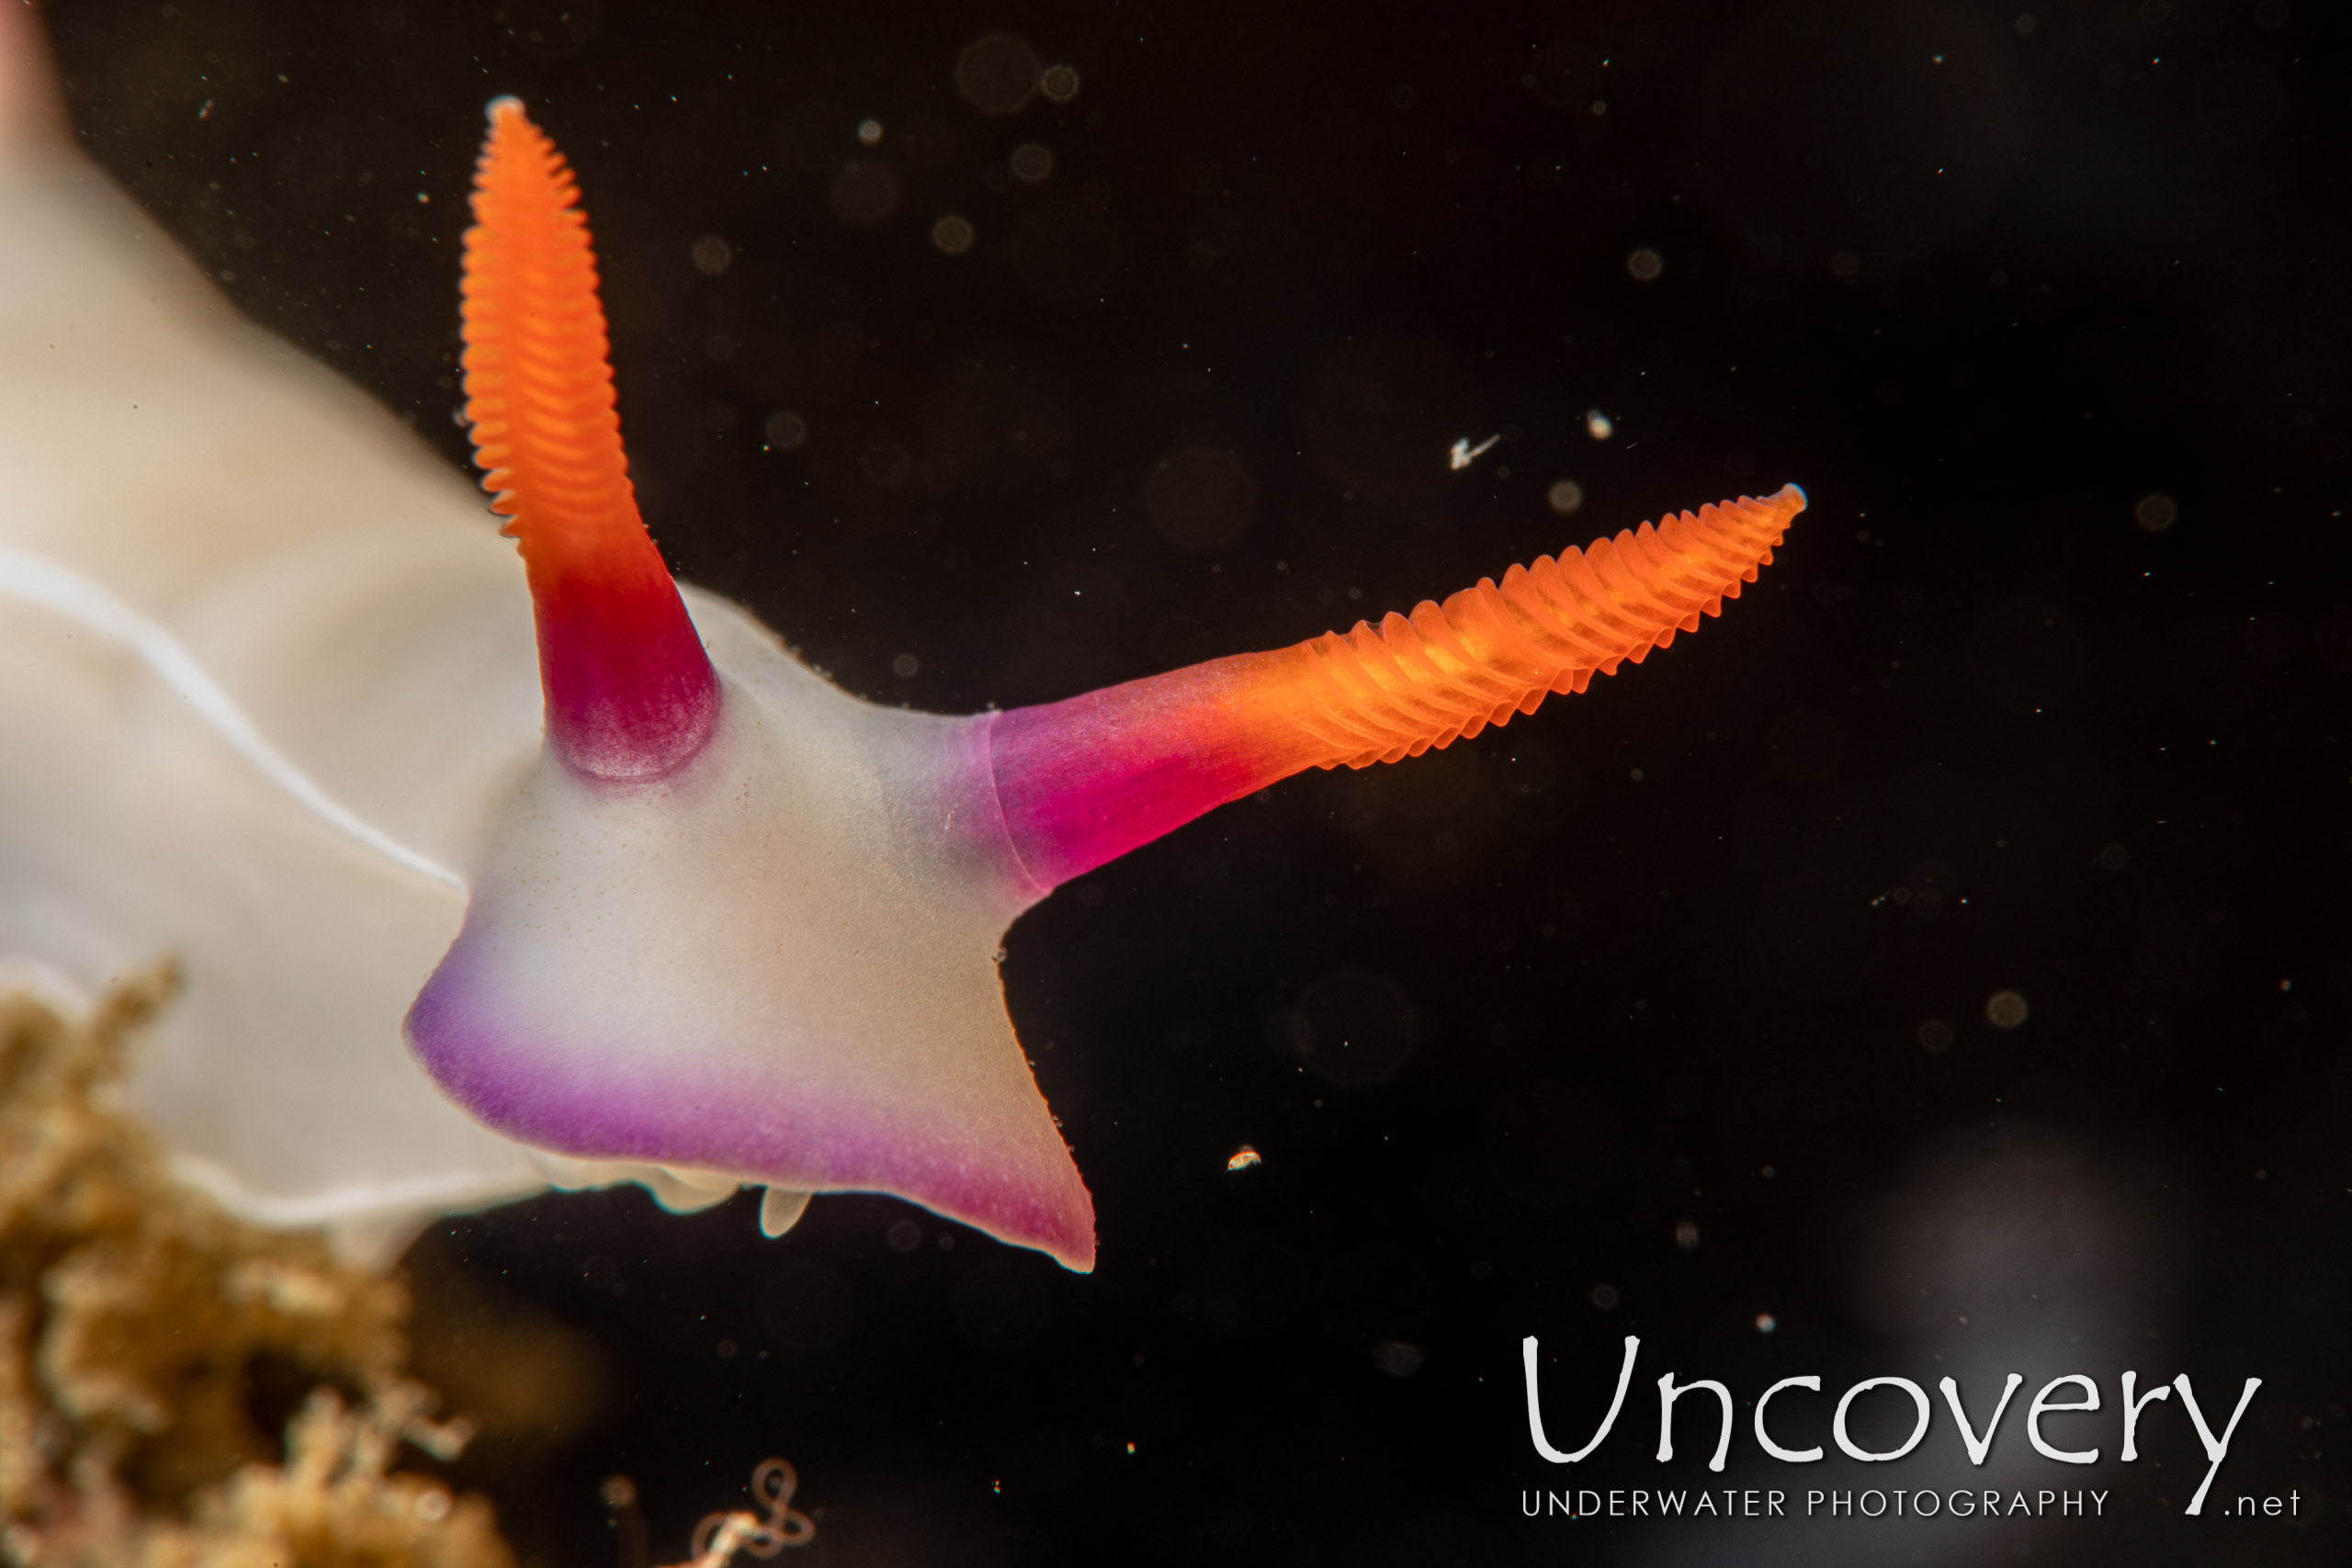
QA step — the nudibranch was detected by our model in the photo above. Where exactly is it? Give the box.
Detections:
[0,33,1801,1273]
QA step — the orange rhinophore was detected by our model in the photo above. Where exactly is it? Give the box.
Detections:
[989,485,1805,888]
[1261,486,1801,764]
[1,28,1815,1283]
[461,96,716,781]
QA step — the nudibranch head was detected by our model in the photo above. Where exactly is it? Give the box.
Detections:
[418,103,1102,1274]
[410,99,1802,1279]
[460,96,716,782]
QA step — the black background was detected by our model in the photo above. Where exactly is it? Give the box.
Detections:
[40,1,2351,1562]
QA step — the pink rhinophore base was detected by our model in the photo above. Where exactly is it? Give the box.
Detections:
[988,654,1308,890]
[533,571,718,781]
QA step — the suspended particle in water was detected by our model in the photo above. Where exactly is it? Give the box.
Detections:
[1626,246,1663,282]
[1918,1020,1954,1053]
[956,33,1041,115]
[1755,1314,1778,1334]
[1040,62,1081,102]
[1226,1145,1262,1171]
[856,118,884,146]
[764,411,808,450]
[600,1476,649,1568]
[2135,492,2177,533]
[1547,479,1585,514]
[691,234,732,276]
[2097,842,2129,870]
[1011,141,1055,183]
[828,159,900,225]
[1585,409,1615,441]
[1590,1282,1621,1311]
[687,1457,815,1559]
[1830,250,1860,279]
[1145,446,1256,550]
[861,440,913,489]
[1674,1218,1701,1250]
[931,214,976,254]
[891,653,921,678]
[1986,990,2030,1029]
[1447,433,1500,470]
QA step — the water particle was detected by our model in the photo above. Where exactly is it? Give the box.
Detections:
[764,411,808,450]
[1011,142,1055,183]
[931,214,976,254]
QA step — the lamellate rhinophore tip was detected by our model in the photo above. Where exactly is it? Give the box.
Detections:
[460,97,717,782]
[989,484,1807,888]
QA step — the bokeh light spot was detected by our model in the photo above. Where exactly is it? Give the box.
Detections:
[759,1260,856,1352]
[1011,141,1055,183]
[1276,969,1419,1088]
[763,411,808,450]
[1143,446,1255,549]
[931,214,975,254]
[955,33,1042,115]
[827,159,900,226]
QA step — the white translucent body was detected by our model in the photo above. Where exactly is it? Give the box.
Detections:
[0,130,1080,1262]
[0,143,544,1258]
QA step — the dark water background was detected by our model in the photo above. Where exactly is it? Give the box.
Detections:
[41,1,2350,1562]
